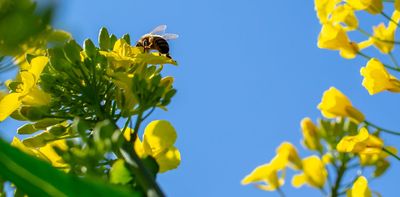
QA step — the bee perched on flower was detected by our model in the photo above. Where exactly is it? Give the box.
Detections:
[136,25,178,59]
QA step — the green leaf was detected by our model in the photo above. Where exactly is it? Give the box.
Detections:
[19,106,49,121]
[17,124,38,135]
[0,138,138,197]
[110,159,132,184]
[63,40,82,64]
[22,132,55,148]
[48,125,67,136]
[83,39,97,58]
[122,34,131,45]
[110,34,117,50]
[33,118,64,130]
[98,27,110,51]
[47,30,72,43]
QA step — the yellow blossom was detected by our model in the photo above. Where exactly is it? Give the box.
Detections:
[360,58,400,95]
[396,0,400,11]
[314,0,341,24]
[124,120,181,173]
[292,156,327,189]
[318,23,359,59]
[0,56,50,121]
[276,142,302,170]
[370,11,400,53]
[317,87,365,123]
[300,118,322,151]
[359,146,396,165]
[322,152,334,164]
[241,155,286,191]
[346,176,372,197]
[100,39,177,70]
[331,5,359,30]
[345,0,383,15]
[11,137,68,169]
[337,127,383,154]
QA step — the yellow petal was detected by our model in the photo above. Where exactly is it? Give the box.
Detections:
[143,120,177,156]
[360,58,400,95]
[349,176,372,197]
[292,173,306,188]
[317,87,364,123]
[0,93,22,121]
[22,86,51,106]
[28,56,48,82]
[37,139,68,168]
[11,137,40,156]
[276,142,302,170]
[156,146,181,173]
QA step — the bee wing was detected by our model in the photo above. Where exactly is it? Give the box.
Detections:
[162,33,179,40]
[150,25,167,35]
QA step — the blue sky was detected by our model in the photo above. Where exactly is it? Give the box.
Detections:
[2,0,400,196]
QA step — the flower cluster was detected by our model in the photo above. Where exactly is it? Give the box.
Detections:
[242,86,399,196]
[243,1,400,196]
[0,26,181,196]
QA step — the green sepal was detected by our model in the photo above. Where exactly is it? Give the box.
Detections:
[98,27,110,50]
[63,40,82,64]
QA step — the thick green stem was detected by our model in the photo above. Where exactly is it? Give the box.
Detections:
[331,158,348,197]
[109,120,165,197]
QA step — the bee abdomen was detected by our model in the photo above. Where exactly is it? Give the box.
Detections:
[154,37,169,54]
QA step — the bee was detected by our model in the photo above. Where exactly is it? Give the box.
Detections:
[136,25,178,59]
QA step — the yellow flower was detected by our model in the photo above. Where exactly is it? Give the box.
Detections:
[317,87,365,123]
[100,39,177,70]
[300,118,322,151]
[360,58,400,95]
[369,11,400,54]
[346,176,372,197]
[337,127,383,154]
[331,5,359,30]
[345,0,383,15]
[322,152,334,164]
[125,120,181,173]
[276,142,302,170]
[0,56,50,121]
[359,146,396,166]
[292,156,327,189]
[396,0,400,11]
[318,23,359,59]
[314,0,341,24]
[11,137,68,168]
[241,155,285,191]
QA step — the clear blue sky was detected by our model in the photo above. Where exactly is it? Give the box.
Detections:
[2,0,400,196]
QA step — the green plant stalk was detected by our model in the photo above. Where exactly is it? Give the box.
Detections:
[383,147,400,161]
[109,114,165,197]
[331,156,348,197]
[364,120,400,136]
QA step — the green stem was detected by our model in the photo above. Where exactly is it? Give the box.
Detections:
[331,156,348,197]
[389,52,400,68]
[381,11,400,28]
[383,147,400,161]
[364,120,400,136]
[357,28,400,45]
[357,52,400,72]
[132,111,143,143]
[276,188,286,197]
[109,121,165,197]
